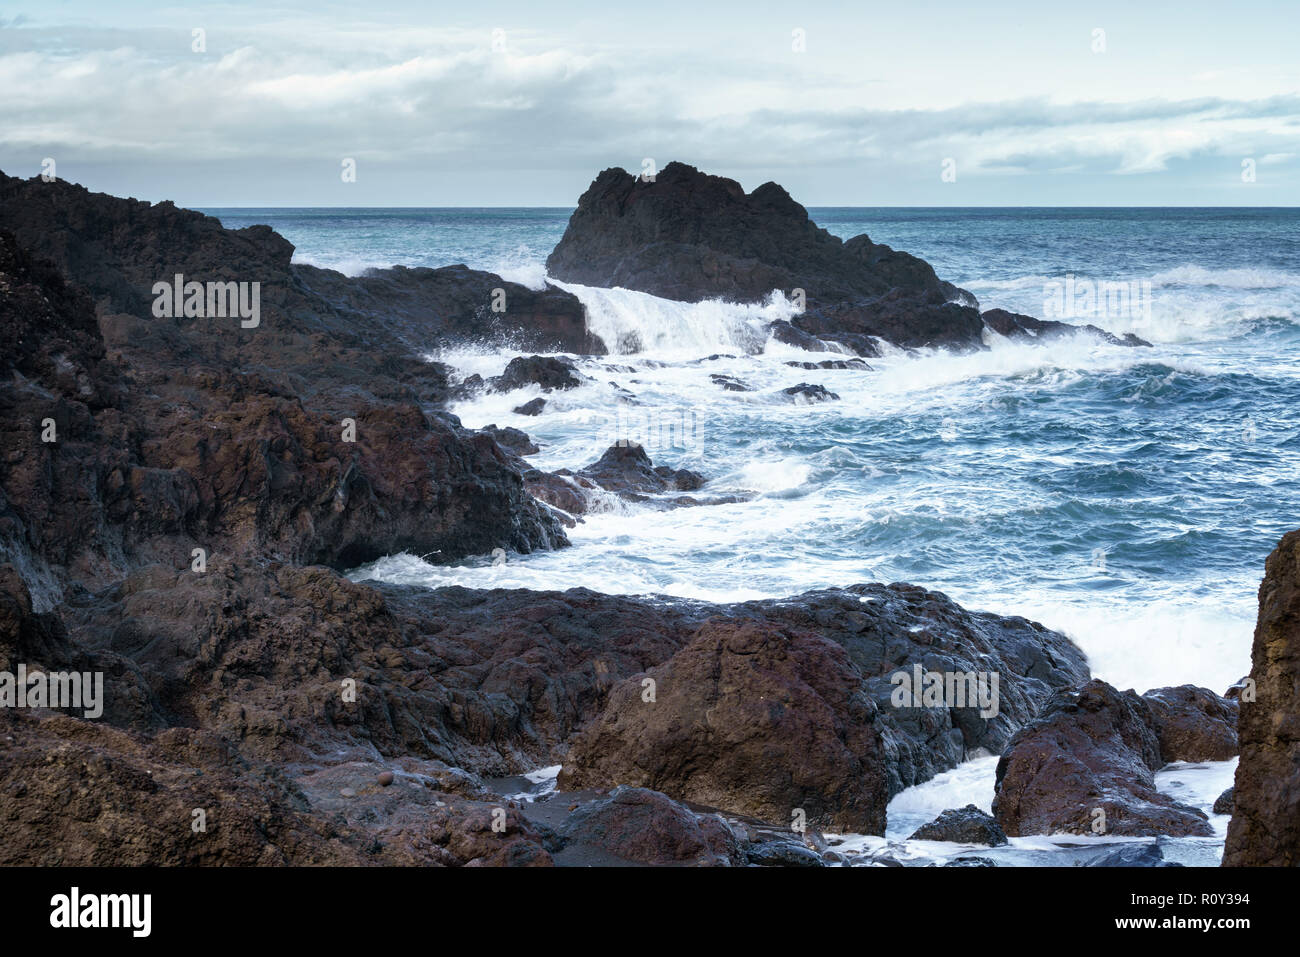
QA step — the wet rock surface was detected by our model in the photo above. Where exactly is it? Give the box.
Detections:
[545,163,1135,353]
[993,680,1217,838]
[909,805,1009,846]
[1224,530,1300,866]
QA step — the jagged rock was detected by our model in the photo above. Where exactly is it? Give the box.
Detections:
[1224,530,1300,866]
[576,443,706,495]
[993,680,1214,838]
[710,373,753,392]
[909,805,1008,846]
[482,425,539,456]
[490,355,585,393]
[781,383,840,403]
[785,358,871,370]
[1213,787,1235,815]
[546,163,1134,353]
[546,163,964,309]
[982,308,1151,348]
[1142,685,1238,762]
[556,786,744,866]
[557,619,891,833]
[513,397,547,416]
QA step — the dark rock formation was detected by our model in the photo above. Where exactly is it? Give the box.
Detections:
[909,805,1009,846]
[556,786,744,866]
[545,163,1135,353]
[522,443,712,518]
[1224,530,1300,866]
[982,308,1151,348]
[546,162,963,309]
[0,177,569,600]
[1213,787,1235,815]
[710,373,753,392]
[295,263,603,355]
[993,680,1215,838]
[490,355,585,393]
[577,443,705,495]
[785,358,871,371]
[481,425,539,456]
[557,619,891,833]
[1143,685,1238,762]
[513,397,547,416]
[781,383,840,403]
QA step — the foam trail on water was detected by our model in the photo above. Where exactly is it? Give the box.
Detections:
[554,281,801,356]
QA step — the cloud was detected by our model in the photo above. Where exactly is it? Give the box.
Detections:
[1,9,1297,202]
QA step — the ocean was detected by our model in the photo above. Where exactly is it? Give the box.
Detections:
[203,205,1300,862]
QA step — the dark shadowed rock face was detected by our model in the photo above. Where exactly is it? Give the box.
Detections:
[556,786,744,866]
[522,443,717,519]
[489,355,585,392]
[1224,530,1300,866]
[739,584,1091,796]
[0,171,601,371]
[1214,787,1235,815]
[1143,685,1238,762]
[909,805,1008,846]
[981,308,1151,348]
[0,183,568,598]
[546,163,961,308]
[557,619,892,834]
[993,680,1214,838]
[546,163,1140,353]
[294,263,603,355]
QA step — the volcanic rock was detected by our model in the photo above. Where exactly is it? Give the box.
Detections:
[909,805,1008,846]
[993,680,1214,838]
[1224,529,1300,866]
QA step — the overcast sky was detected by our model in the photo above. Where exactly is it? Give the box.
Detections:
[2,0,1297,206]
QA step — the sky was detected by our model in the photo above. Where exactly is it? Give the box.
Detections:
[1,0,1298,206]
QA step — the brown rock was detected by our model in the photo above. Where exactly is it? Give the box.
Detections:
[1224,530,1300,866]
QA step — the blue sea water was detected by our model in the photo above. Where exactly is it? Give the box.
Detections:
[205,206,1300,700]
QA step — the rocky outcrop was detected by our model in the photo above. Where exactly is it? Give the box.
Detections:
[545,162,1137,353]
[558,584,1089,831]
[993,680,1216,838]
[547,163,962,309]
[522,443,718,518]
[1143,685,1238,762]
[489,355,586,393]
[0,177,569,603]
[295,263,602,355]
[557,619,891,833]
[981,308,1151,348]
[909,805,1008,846]
[1214,787,1235,815]
[555,786,744,866]
[1224,530,1300,866]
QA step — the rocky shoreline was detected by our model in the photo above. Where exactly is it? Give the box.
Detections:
[0,164,1292,866]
